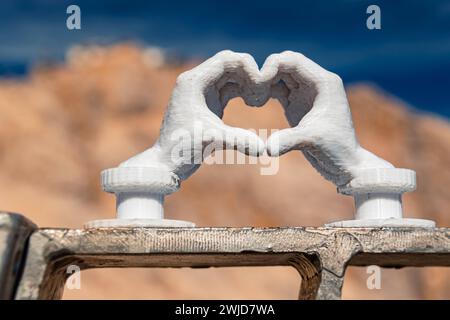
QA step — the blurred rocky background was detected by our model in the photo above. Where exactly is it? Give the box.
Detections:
[0,44,448,299]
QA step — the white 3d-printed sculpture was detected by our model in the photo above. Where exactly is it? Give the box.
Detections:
[85,50,435,228]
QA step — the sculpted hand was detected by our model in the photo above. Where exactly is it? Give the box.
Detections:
[263,51,393,187]
[120,50,266,180]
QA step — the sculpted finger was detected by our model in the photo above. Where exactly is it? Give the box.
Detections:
[177,50,260,88]
[204,120,265,157]
[174,50,267,109]
[276,51,341,88]
[266,127,312,156]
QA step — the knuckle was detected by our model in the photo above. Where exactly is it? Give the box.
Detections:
[175,71,191,84]
[240,52,253,63]
[216,50,236,60]
[280,50,296,56]
[326,71,343,85]
[283,51,306,62]
[218,49,234,55]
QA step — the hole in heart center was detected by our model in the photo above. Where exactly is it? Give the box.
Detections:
[205,72,318,134]
[221,97,291,136]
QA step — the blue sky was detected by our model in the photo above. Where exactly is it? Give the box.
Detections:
[0,0,449,117]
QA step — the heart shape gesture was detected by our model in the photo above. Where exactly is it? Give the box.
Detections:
[120,50,392,187]
[91,50,432,229]
[120,50,265,181]
[260,51,394,187]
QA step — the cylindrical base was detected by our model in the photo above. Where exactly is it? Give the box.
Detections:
[89,166,195,228]
[116,192,163,220]
[329,168,435,228]
[84,191,196,228]
[326,191,436,228]
[354,193,402,220]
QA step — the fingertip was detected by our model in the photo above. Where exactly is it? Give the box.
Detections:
[261,53,281,74]
[266,128,303,157]
[236,129,265,157]
[250,135,266,157]
[266,133,283,157]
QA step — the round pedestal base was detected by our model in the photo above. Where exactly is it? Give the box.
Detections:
[84,218,196,228]
[325,218,436,228]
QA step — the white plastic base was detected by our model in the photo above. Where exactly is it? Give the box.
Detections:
[354,193,403,220]
[116,192,164,220]
[92,167,196,229]
[325,218,436,228]
[84,218,196,228]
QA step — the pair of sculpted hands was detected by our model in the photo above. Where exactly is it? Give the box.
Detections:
[121,50,393,188]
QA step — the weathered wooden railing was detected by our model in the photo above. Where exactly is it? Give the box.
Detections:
[1,212,449,300]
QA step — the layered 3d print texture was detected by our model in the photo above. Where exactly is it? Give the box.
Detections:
[85,51,435,228]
